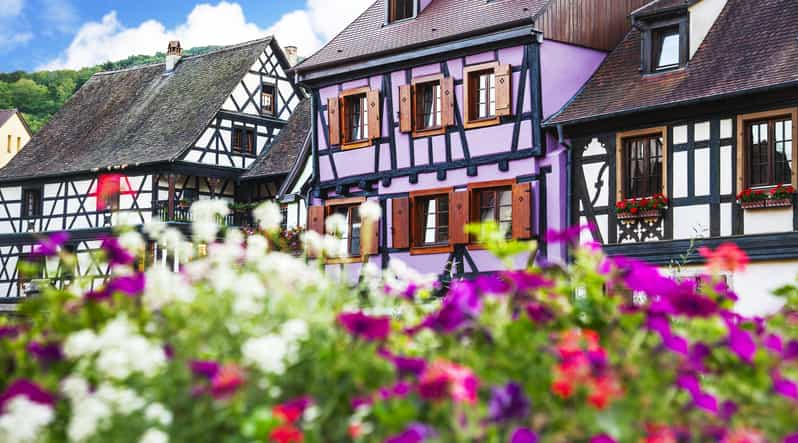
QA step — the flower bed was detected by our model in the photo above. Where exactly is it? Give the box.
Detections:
[1,202,797,443]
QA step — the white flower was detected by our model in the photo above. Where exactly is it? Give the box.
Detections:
[254,201,283,232]
[143,221,167,239]
[301,231,324,256]
[359,200,382,222]
[242,334,289,375]
[61,376,90,402]
[96,348,132,380]
[192,221,219,245]
[245,235,270,262]
[323,235,347,258]
[225,228,245,245]
[303,405,320,422]
[95,385,145,414]
[191,199,230,220]
[281,319,309,343]
[145,403,173,427]
[139,428,169,443]
[67,396,111,442]
[118,231,145,255]
[0,396,54,443]
[63,329,99,359]
[325,213,347,236]
[144,266,196,310]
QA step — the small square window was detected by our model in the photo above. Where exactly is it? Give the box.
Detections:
[232,127,256,154]
[261,83,275,116]
[414,194,449,247]
[388,0,414,23]
[343,93,369,144]
[652,26,680,71]
[21,188,42,219]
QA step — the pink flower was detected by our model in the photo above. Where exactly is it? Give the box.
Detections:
[699,243,750,273]
[722,429,768,443]
[210,365,244,399]
[418,360,479,404]
[337,311,391,341]
[0,379,54,411]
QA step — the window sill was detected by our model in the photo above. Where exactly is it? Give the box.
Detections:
[739,199,793,210]
[463,117,500,130]
[326,256,364,265]
[412,126,445,138]
[410,244,453,256]
[231,149,257,157]
[341,140,372,151]
[617,209,666,222]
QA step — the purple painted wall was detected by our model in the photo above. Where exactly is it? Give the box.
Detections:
[317,40,604,274]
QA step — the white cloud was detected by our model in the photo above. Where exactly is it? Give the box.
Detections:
[0,31,33,50]
[40,0,374,71]
[0,0,24,18]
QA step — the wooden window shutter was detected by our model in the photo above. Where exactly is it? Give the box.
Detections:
[328,98,340,145]
[441,77,455,127]
[364,218,380,256]
[399,85,413,133]
[307,205,325,234]
[449,190,470,245]
[367,90,381,140]
[495,64,512,117]
[511,183,533,239]
[391,197,410,249]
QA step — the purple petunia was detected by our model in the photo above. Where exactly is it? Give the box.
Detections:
[688,342,712,373]
[384,423,436,443]
[784,341,798,360]
[785,434,798,443]
[525,302,554,324]
[31,232,70,258]
[720,400,738,421]
[603,257,677,298]
[501,271,554,293]
[27,341,63,364]
[728,325,757,363]
[645,313,672,337]
[0,379,54,411]
[487,382,530,423]
[100,235,136,266]
[190,360,221,379]
[409,281,482,334]
[338,311,391,341]
[666,281,718,318]
[85,273,146,301]
[693,391,719,414]
[545,223,595,244]
[474,274,511,295]
[382,352,427,378]
[662,333,689,356]
[378,382,412,401]
[676,373,701,396]
[764,334,785,354]
[0,325,20,339]
[510,428,539,443]
[589,434,617,443]
[773,372,798,400]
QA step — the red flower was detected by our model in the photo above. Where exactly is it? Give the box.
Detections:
[630,207,639,214]
[273,405,302,423]
[210,365,244,399]
[269,424,304,443]
[640,198,651,208]
[551,378,574,398]
[616,201,627,210]
[348,423,363,439]
[699,243,750,273]
[587,375,623,410]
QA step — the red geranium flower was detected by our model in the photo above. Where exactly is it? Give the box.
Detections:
[630,207,639,214]
[699,243,750,273]
[269,424,304,443]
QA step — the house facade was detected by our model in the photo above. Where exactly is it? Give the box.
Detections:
[0,110,32,169]
[0,38,309,300]
[549,0,798,316]
[293,0,651,279]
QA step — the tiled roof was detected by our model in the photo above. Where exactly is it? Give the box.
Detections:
[0,38,273,181]
[242,99,311,180]
[0,109,16,128]
[295,0,546,72]
[548,0,798,126]
[633,0,693,17]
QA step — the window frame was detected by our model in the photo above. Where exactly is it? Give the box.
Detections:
[463,62,501,129]
[260,82,276,116]
[386,0,416,24]
[737,108,798,190]
[21,187,43,220]
[325,196,366,264]
[412,74,446,138]
[467,179,516,246]
[616,127,669,201]
[231,125,256,156]
[339,87,372,150]
[409,187,454,255]
[640,17,688,74]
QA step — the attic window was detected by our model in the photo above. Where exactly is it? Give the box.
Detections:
[641,16,687,74]
[388,0,415,23]
[653,26,680,70]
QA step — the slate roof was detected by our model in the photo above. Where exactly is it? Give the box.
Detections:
[295,0,546,72]
[548,0,798,126]
[242,99,311,180]
[0,37,274,182]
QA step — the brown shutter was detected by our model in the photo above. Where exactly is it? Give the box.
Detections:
[495,64,512,117]
[367,90,381,140]
[399,85,413,133]
[363,218,380,256]
[391,197,410,249]
[449,190,470,245]
[328,98,340,145]
[441,77,455,127]
[512,183,532,239]
[307,205,325,234]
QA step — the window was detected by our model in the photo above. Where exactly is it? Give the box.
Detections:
[652,26,680,71]
[280,205,288,230]
[343,93,369,144]
[737,108,798,190]
[415,80,442,131]
[388,0,414,23]
[6,135,10,153]
[232,127,255,154]
[21,188,42,219]
[475,186,513,236]
[16,137,21,152]
[615,127,668,201]
[415,194,449,247]
[261,83,275,116]
[330,204,362,256]
[97,174,121,212]
[463,63,512,128]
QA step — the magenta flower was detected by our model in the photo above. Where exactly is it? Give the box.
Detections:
[27,341,63,364]
[525,302,554,324]
[0,379,54,411]
[409,281,482,334]
[764,334,784,354]
[85,273,146,301]
[190,360,221,379]
[31,232,70,258]
[510,428,539,443]
[100,235,135,266]
[773,372,798,400]
[338,311,391,341]
[676,373,701,396]
[378,382,412,401]
[666,281,718,317]
[384,423,435,443]
[784,341,798,360]
[546,223,595,244]
[645,313,672,337]
[662,333,689,356]
[501,271,553,292]
[0,325,20,339]
[728,325,757,363]
[720,400,738,421]
[688,342,711,373]
[474,274,511,295]
[785,434,798,443]
[590,434,617,443]
[604,257,677,297]
[693,391,719,414]
[487,382,530,423]
[379,350,427,378]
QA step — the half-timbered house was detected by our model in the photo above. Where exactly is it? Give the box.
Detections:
[293,0,651,279]
[548,0,798,315]
[0,37,308,300]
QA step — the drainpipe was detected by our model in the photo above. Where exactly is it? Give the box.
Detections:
[558,124,574,263]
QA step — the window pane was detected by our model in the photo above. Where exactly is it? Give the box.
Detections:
[625,136,663,198]
[655,28,680,69]
[749,122,770,186]
[418,82,441,130]
[350,208,361,256]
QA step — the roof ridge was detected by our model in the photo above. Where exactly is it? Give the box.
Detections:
[92,36,273,77]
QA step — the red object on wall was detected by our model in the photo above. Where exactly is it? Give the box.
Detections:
[92,174,137,211]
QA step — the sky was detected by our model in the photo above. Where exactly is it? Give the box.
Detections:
[0,0,374,72]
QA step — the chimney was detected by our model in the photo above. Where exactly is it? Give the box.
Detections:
[165,40,183,74]
[284,46,298,66]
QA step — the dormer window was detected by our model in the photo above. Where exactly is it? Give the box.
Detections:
[652,26,680,71]
[640,16,687,73]
[387,0,415,23]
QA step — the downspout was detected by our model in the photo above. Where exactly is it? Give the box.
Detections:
[557,124,574,263]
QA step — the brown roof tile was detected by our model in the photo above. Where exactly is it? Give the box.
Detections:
[242,99,311,180]
[548,0,798,126]
[295,0,546,72]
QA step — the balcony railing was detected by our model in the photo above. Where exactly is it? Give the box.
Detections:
[155,201,254,228]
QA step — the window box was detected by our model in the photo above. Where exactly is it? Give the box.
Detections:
[616,194,668,222]
[737,184,795,210]
[617,209,666,222]
[739,199,793,210]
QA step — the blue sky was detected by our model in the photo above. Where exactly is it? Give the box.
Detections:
[0,0,372,72]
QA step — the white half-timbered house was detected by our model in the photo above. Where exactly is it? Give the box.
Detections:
[548,0,798,316]
[0,38,310,300]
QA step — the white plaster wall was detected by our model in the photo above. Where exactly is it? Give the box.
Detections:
[720,145,732,195]
[673,151,688,198]
[673,125,688,145]
[673,205,710,239]
[583,162,609,207]
[744,207,793,235]
[0,114,31,168]
[689,0,728,58]
[694,148,710,196]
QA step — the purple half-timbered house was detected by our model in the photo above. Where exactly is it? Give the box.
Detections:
[294,0,649,278]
